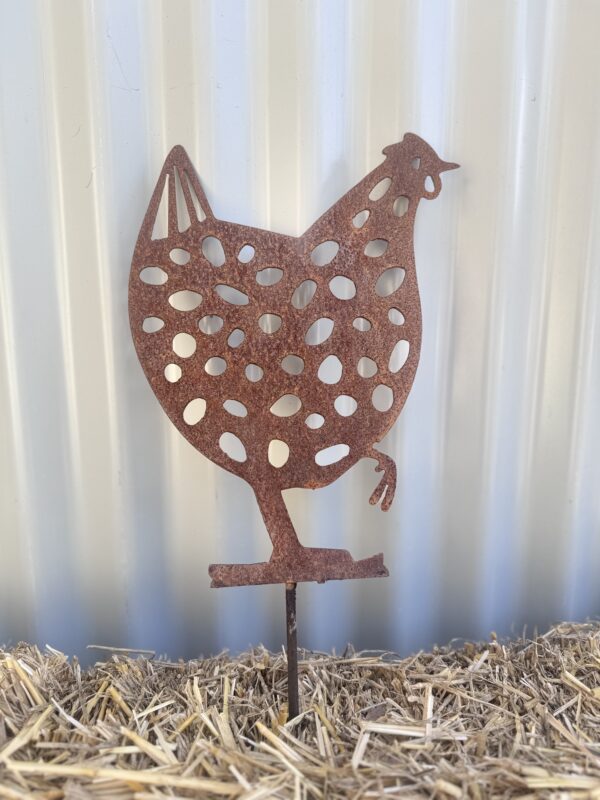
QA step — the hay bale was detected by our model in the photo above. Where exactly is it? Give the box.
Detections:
[1,622,600,797]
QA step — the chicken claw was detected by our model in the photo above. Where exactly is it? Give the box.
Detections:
[368,448,397,511]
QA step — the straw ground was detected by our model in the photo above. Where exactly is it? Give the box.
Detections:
[1,622,600,798]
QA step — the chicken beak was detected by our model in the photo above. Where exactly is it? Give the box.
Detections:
[439,160,459,172]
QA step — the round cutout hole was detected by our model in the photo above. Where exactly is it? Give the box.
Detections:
[172,332,196,358]
[205,356,227,376]
[372,384,394,412]
[268,439,290,468]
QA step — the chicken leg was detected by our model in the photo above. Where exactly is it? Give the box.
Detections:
[208,484,388,587]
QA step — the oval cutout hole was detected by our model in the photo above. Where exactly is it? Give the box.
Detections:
[318,355,343,385]
[215,285,249,305]
[291,280,317,309]
[199,315,223,334]
[334,395,357,417]
[183,398,206,425]
[393,196,409,217]
[172,332,196,358]
[389,340,409,373]
[305,317,334,346]
[375,267,405,297]
[425,175,434,192]
[357,356,378,378]
[352,209,370,228]
[223,399,247,418]
[170,248,190,265]
[281,355,304,375]
[258,313,282,334]
[372,384,394,412]
[140,266,167,285]
[329,276,356,300]
[245,363,263,382]
[364,239,389,258]
[205,356,227,376]
[315,444,350,466]
[227,328,245,348]
[305,413,324,429]
[353,317,372,332]
[164,363,182,383]
[169,290,202,311]
[268,439,290,468]
[256,267,283,286]
[311,240,339,266]
[142,316,164,333]
[202,236,225,267]
[369,177,391,201]
[238,244,255,263]
[388,308,405,325]
[220,432,247,462]
[270,394,302,417]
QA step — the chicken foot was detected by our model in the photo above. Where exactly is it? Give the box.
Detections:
[255,485,346,565]
[208,484,389,586]
[367,447,397,512]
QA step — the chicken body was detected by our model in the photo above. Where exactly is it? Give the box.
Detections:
[129,136,457,583]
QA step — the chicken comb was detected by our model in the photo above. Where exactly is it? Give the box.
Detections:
[129,135,458,588]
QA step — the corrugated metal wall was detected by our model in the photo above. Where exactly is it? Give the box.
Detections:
[1,0,600,662]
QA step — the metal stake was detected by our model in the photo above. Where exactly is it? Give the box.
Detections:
[285,582,299,720]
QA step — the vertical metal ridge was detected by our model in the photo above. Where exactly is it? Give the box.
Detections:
[564,151,600,617]
[85,0,133,652]
[41,0,127,649]
[0,123,37,644]
[403,0,462,649]
[478,1,543,635]
[516,1,575,629]
[6,1,86,653]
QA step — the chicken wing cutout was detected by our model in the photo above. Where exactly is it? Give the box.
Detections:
[129,135,458,586]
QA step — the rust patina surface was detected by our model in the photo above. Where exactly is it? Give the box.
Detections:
[129,135,458,587]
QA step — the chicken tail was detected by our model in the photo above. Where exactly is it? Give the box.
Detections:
[138,145,214,243]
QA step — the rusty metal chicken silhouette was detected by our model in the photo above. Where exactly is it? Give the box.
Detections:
[129,134,458,589]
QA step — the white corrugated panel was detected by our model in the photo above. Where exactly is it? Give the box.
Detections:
[1,0,600,662]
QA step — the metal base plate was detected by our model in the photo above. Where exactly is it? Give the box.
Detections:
[209,548,388,588]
